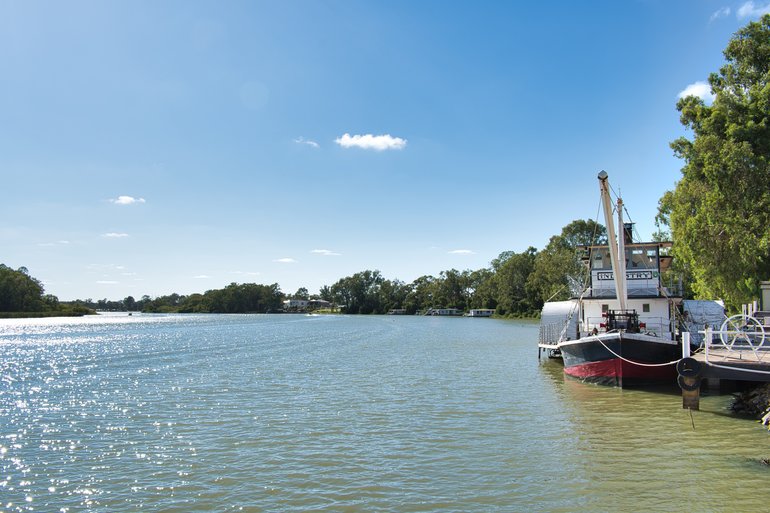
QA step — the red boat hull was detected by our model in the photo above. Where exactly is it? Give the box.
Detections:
[560,333,679,387]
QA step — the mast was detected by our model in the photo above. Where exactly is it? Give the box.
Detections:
[617,196,628,305]
[597,171,627,311]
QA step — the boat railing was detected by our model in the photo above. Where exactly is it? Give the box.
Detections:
[582,316,673,338]
[538,322,568,346]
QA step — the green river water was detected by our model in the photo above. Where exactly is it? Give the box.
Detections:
[1,313,768,512]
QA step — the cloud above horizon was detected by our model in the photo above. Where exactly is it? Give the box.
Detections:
[311,249,341,256]
[102,232,129,238]
[335,133,407,151]
[294,136,320,148]
[710,6,731,22]
[737,1,770,18]
[110,195,146,205]
[678,81,715,103]
[274,257,297,263]
[448,249,476,255]
[230,270,261,276]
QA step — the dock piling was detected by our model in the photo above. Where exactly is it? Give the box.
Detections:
[678,333,702,410]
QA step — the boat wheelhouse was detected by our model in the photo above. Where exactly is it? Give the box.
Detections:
[578,239,678,340]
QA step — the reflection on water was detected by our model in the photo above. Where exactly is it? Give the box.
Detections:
[0,314,768,512]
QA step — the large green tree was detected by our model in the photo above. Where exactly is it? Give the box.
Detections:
[0,264,46,312]
[660,14,770,309]
[491,248,538,316]
[526,219,607,306]
[330,270,385,314]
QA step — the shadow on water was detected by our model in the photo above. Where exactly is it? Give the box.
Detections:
[537,354,755,424]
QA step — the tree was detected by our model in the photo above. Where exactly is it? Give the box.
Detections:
[124,295,137,311]
[0,264,47,312]
[660,14,770,310]
[318,285,333,303]
[467,268,496,310]
[403,275,437,314]
[330,270,385,314]
[492,248,538,316]
[527,219,607,306]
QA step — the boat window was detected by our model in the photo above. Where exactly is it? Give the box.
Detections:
[643,304,650,313]
[592,251,612,270]
[602,304,609,313]
[626,247,657,269]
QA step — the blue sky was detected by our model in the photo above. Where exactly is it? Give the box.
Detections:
[1,0,768,301]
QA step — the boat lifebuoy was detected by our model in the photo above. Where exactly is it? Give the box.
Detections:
[676,357,702,378]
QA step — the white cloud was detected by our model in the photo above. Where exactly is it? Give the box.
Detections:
[710,6,731,22]
[448,249,476,255]
[335,133,407,151]
[737,1,770,18]
[274,258,297,263]
[677,81,715,103]
[311,249,341,256]
[294,136,320,148]
[102,232,129,238]
[230,270,261,276]
[86,263,125,271]
[96,280,119,285]
[194,274,211,279]
[38,240,70,247]
[110,195,146,205]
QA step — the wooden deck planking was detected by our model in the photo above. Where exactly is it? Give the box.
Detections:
[692,349,770,381]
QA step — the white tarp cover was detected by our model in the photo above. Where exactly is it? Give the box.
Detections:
[682,299,726,347]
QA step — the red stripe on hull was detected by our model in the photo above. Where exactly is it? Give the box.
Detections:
[564,357,676,386]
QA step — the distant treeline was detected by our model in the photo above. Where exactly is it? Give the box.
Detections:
[54,219,609,317]
[0,264,93,317]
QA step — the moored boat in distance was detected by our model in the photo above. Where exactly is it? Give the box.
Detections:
[425,308,464,316]
[539,171,685,387]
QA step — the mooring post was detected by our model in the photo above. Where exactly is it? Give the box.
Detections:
[678,332,702,410]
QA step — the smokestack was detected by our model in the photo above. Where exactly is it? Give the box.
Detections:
[623,223,634,244]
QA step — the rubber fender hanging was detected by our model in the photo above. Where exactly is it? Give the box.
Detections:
[676,357,702,378]
[678,375,701,392]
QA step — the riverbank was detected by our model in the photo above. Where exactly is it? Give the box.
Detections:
[0,309,94,319]
[731,383,770,430]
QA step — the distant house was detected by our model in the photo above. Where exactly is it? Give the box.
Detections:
[283,299,309,311]
[468,309,495,317]
[308,299,332,310]
[283,298,332,312]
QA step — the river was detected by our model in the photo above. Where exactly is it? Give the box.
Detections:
[1,313,768,512]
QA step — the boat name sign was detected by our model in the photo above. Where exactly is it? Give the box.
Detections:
[596,271,657,280]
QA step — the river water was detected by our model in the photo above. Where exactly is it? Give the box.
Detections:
[0,313,768,512]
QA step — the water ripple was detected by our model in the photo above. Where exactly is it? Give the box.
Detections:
[1,314,769,511]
